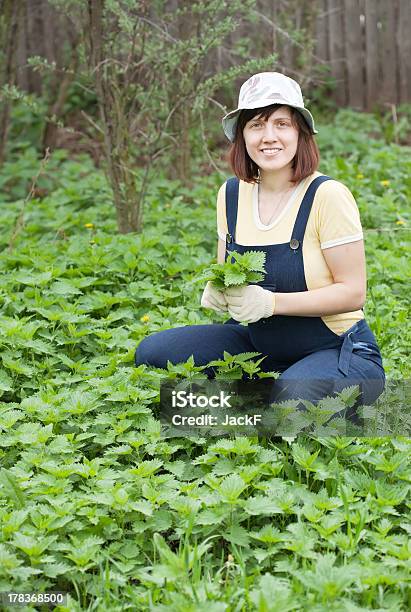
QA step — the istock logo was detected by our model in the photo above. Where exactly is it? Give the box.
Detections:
[171,390,232,408]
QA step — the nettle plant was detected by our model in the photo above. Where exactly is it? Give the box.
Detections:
[203,250,267,290]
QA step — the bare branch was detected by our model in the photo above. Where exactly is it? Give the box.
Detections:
[8,148,51,252]
[199,109,226,178]
[137,15,178,43]
[204,95,228,113]
[81,110,105,134]
[252,9,328,66]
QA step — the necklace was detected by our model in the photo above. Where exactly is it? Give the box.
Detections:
[257,183,296,226]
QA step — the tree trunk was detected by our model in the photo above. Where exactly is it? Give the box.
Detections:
[174,104,191,184]
[0,0,21,166]
[88,0,142,234]
[26,0,45,94]
[41,28,79,153]
[170,2,192,184]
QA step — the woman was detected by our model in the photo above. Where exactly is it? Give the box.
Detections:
[135,72,385,410]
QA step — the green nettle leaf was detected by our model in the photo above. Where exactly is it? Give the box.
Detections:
[42,562,72,578]
[291,443,321,470]
[314,514,344,537]
[14,270,53,286]
[0,544,24,571]
[1,509,29,535]
[153,533,183,571]
[293,553,358,599]
[13,533,56,558]
[168,496,201,516]
[243,495,283,516]
[216,474,247,503]
[196,507,230,526]
[336,385,361,407]
[366,451,409,474]
[0,469,26,509]
[0,369,13,392]
[133,500,154,516]
[284,523,316,558]
[224,523,250,546]
[313,489,342,511]
[14,422,54,445]
[202,250,266,289]
[302,503,324,523]
[47,434,75,454]
[232,251,265,271]
[49,280,83,296]
[2,352,34,376]
[374,481,409,506]
[224,268,247,287]
[249,574,297,612]
[23,339,56,355]
[63,391,99,415]
[250,525,287,544]
[0,408,24,428]
[64,536,104,568]
[11,567,43,580]
[374,517,393,536]
[128,459,163,477]
[211,457,235,476]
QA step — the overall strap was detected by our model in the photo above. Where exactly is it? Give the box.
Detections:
[225,177,240,244]
[290,175,332,250]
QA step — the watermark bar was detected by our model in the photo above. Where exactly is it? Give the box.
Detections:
[159,378,410,438]
[0,592,67,607]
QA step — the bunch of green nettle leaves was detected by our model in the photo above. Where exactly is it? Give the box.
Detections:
[202,250,266,289]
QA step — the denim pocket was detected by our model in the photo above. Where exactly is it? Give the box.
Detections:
[352,341,374,354]
[352,340,385,374]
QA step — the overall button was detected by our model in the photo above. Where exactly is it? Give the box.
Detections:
[290,238,299,250]
[226,233,233,243]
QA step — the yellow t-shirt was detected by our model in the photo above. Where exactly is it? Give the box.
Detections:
[216,171,365,335]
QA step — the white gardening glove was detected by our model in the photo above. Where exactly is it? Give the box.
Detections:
[201,281,228,313]
[225,285,275,323]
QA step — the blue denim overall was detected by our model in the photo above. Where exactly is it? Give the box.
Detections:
[135,175,385,408]
[224,175,385,404]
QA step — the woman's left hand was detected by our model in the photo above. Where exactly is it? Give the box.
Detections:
[224,285,275,323]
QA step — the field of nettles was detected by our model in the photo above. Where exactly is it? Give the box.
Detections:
[0,109,410,610]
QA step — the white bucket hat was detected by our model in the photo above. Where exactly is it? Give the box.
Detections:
[222,72,318,142]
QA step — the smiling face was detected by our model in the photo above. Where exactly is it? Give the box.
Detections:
[242,106,299,174]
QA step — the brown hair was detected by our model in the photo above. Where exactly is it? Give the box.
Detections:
[227,104,319,184]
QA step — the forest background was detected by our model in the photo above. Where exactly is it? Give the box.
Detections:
[0,1,410,610]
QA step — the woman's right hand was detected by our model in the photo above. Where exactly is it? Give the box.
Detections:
[200,281,228,313]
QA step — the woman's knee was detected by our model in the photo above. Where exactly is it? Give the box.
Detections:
[135,334,165,368]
